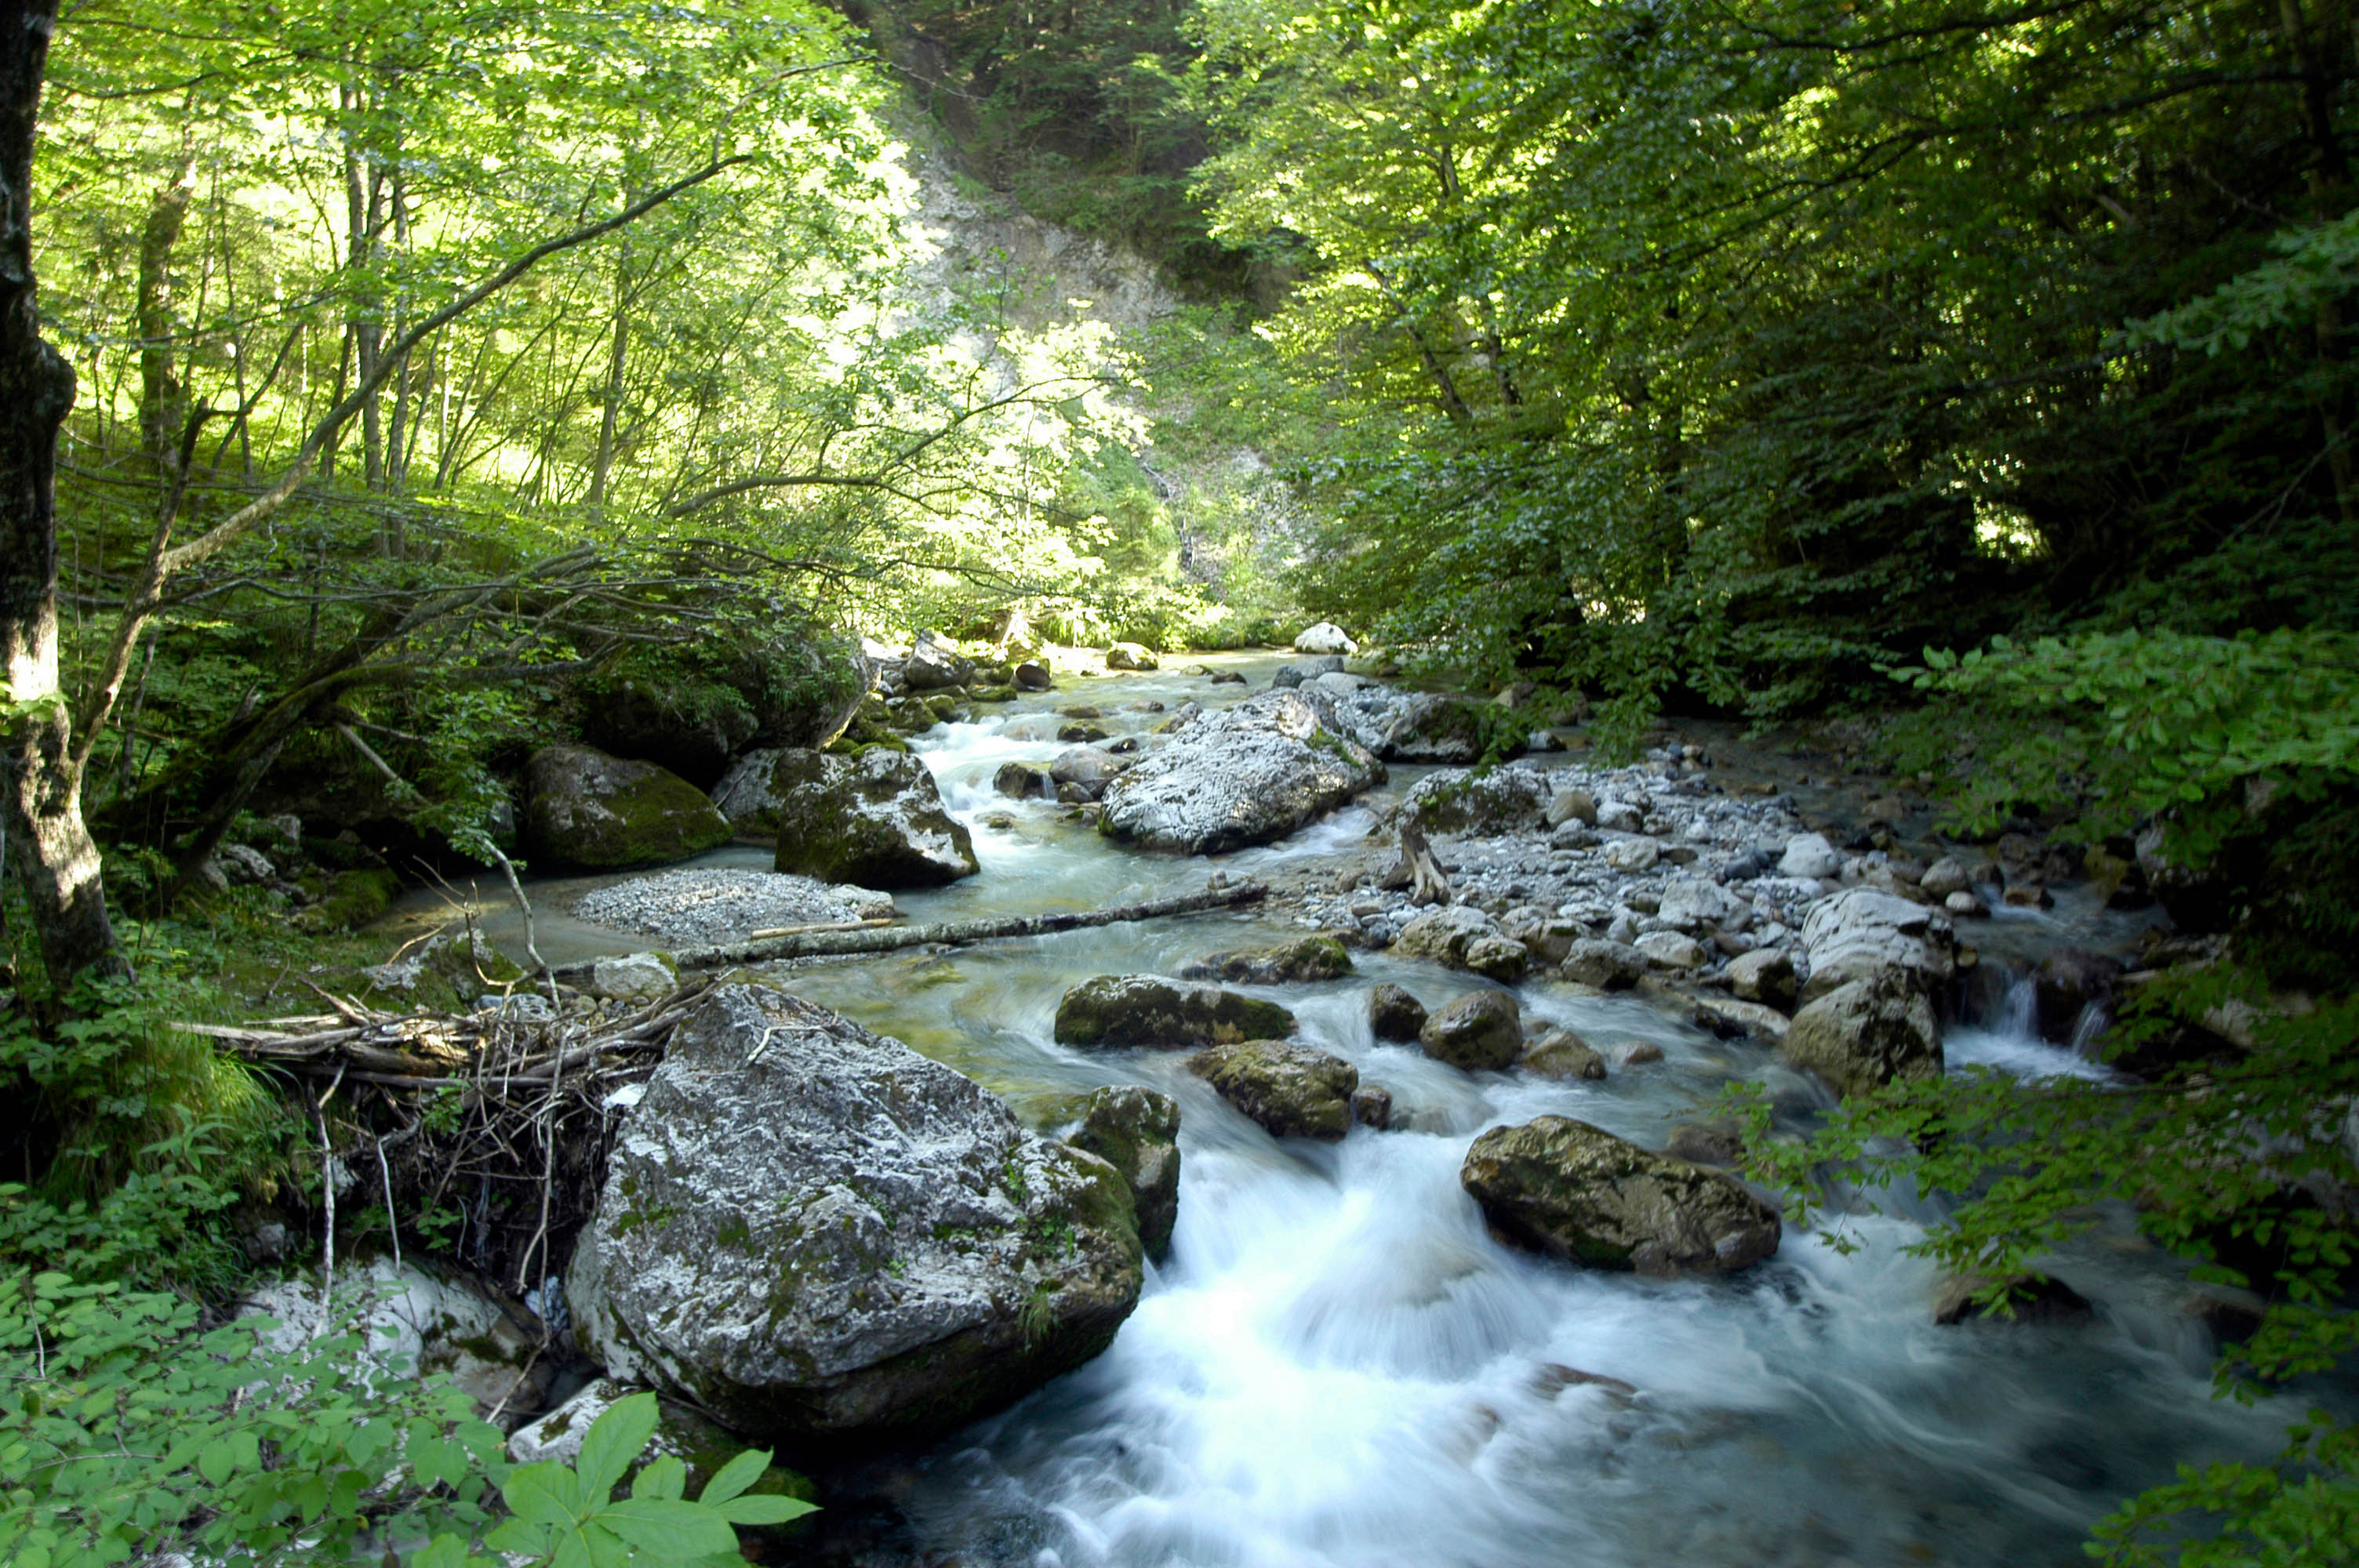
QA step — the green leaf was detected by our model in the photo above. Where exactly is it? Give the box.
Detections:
[574,1394,659,1501]
[595,1495,740,1556]
[631,1454,686,1501]
[692,1446,770,1507]
[711,1494,818,1526]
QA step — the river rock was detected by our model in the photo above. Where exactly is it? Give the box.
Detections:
[1547,787,1599,828]
[1932,1270,2095,1327]
[1404,766,1552,835]
[1054,975,1297,1049]
[1189,1040,1359,1141]
[1014,661,1052,691]
[1049,745,1130,800]
[1379,693,1518,763]
[567,986,1141,1440]
[756,748,978,888]
[1350,1085,1394,1129]
[1665,1123,1746,1167]
[1460,1116,1781,1276]
[1068,1087,1181,1261]
[1294,621,1358,655]
[1725,947,1797,1009]
[1181,935,1352,985]
[1419,989,1521,1071]
[2035,947,2124,1042]
[577,677,759,792]
[590,951,678,1000]
[1634,930,1707,970]
[1461,935,1531,982]
[1521,1028,1607,1081]
[1098,691,1383,854]
[1561,938,1646,989]
[1919,856,1972,898]
[1779,833,1844,880]
[1657,876,1736,933]
[1393,906,1500,967]
[1270,655,1344,689]
[1368,983,1428,1041]
[525,745,734,869]
[1105,641,1159,671]
[1603,837,1661,874]
[1781,970,1943,1098]
[1797,887,1955,1001]
[901,634,972,691]
[994,760,1053,800]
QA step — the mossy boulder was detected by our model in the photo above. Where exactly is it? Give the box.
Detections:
[568,986,1141,1441]
[524,745,734,870]
[1067,1087,1181,1261]
[1460,1116,1782,1277]
[1053,975,1297,1050]
[1418,989,1521,1072]
[1189,1040,1358,1142]
[729,748,976,888]
[1180,935,1353,985]
[293,866,403,933]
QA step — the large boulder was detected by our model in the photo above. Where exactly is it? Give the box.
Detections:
[1521,1028,1608,1081]
[742,748,978,888]
[1393,906,1501,966]
[900,633,973,691]
[525,745,734,869]
[1054,975,1297,1049]
[1049,746,1130,800]
[1097,691,1384,855]
[1404,766,1553,836]
[1180,935,1352,985]
[1379,693,1520,764]
[1459,1116,1781,1277]
[1189,1040,1359,1142]
[1104,642,1160,671]
[568,986,1142,1440]
[1781,970,1943,1099]
[576,677,758,791]
[1798,887,1955,1001]
[1068,1087,1181,1262]
[1418,989,1522,1071]
[1294,621,1358,655]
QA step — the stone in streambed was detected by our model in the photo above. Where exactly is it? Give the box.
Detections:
[1521,1027,1607,1081]
[1188,1040,1359,1142]
[755,747,977,889]
[1932,1270,2095,1327]
[1394,906,1527,978]
[1797,887,1954,1002]
[1368,982,1428,1041]
[567,985,1141,1441]
[1780,970,1943,1099]
[1459,1116,1781,1277]
[525,744,733,869]
[1725,947,1797,1010]
[994,761,1053,800]
[1181,934,1353,985]
[1068,1087,1181,1262]
[1419,989,1521,1072]
[1054,975,1297,1050]
[1097,690,1383,855]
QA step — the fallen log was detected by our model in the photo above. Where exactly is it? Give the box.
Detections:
[547,879,1269,980]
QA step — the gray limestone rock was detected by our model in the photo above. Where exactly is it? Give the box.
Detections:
[1097,691,1383,855]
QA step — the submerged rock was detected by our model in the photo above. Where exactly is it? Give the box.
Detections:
[751,747,978,888]
[525,744,734,869]
[1418,989,1522,1072]
[1181,934,1353,985]
[1781,970,1943,1098]
[1521,1027,1608,1081]
[1097,691,1384,854]
[1189,1040,1359,1141]
[1053,975,1298,1049]
[1460,1116,1781,1277]
[1068,1087,1181,1261]
[568,986,1142,1440]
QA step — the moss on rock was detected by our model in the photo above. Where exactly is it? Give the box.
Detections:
[1052,975,1298,1050]
[524,744,733,869]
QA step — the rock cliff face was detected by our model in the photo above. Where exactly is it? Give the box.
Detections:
[569,985,1142,1442]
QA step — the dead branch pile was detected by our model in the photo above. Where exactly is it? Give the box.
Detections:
[184,975,718,1297]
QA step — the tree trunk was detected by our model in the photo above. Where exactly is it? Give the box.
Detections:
[2,0,128,994]
[135,143,197,476]
[587,257,629,510]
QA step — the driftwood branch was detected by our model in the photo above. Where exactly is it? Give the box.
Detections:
[550,880,1270,979]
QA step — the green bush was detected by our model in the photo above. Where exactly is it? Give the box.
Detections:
[0,1272,812,1566]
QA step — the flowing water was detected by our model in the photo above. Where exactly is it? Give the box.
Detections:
[405,656,2308,1568]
